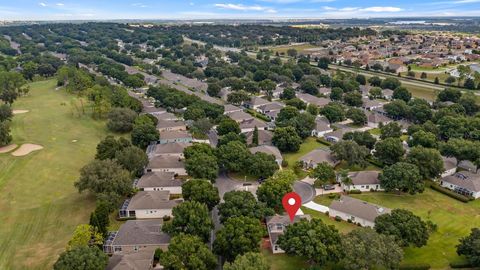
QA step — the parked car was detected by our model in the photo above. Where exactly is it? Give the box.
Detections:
[323,184,335,191]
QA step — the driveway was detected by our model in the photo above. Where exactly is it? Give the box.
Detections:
[301,176,343,195]
[293,181,316,204]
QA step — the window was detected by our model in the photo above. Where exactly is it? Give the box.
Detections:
[114,246,122,252]
[134,246,139,251]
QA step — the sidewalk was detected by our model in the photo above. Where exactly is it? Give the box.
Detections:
[302,201,329,213]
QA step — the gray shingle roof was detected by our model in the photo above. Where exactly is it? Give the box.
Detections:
[127,191,181,210]
[299,149,337,166]
[349,171,380,185]
[329,196,391,223]
[159,130,191,140]
[106,249,154,270]
[135,172,181,188]
[151,142,192,156]
[442,171,480,192]
[112,219,171,246]
[147,156,185,169]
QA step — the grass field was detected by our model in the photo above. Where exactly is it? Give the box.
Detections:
[269,44,318,54]
[0,80,111,269]
[350,190,480,268]
[283,137,328,177]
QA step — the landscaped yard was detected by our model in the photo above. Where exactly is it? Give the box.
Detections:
[349,190,480,268]
[0,80,112,269]
[261,248,309,270]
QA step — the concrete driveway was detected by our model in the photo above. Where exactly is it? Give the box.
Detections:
[293,181,316,204]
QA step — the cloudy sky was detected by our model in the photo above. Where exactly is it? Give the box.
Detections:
[1,0,480,20]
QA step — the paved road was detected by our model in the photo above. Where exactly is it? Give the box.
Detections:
[293,181,316,204]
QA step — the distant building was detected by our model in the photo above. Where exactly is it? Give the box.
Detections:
[343,171,383,192]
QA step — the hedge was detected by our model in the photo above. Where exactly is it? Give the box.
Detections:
[347,189,362,194]
[430,184,473,203]
[316,137,332,146]
[399,263,431,270]
[449,261,474,268]
[245,109,271,122]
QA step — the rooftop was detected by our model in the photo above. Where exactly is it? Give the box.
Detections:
[329,195,391,223]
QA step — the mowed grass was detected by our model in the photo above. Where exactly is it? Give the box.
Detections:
[0,80,111,269]
[283,137,328,177]
[350,190,480,268]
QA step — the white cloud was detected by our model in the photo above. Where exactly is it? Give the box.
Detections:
[132,3,148,8]
[39,2,47,7]
[214,3,276,13]
[360,6,403,12]
[56,3,64,6]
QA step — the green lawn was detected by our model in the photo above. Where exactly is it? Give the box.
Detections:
[0,80,112,269]
[261,248,309,270]
[283,137,328,178]
[349,190,480,268]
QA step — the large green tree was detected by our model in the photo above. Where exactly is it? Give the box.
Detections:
[374,137,405,165]
[131,123,159,149]
[223,252,269,270]
[256,170,294,211]
[115,146,148,177]
[163,201,214,242]
[159,234,217,270]
[277,219,343,265]
[53,246,108,270]
[406,146,444,179]
[330,140,370,168]
[272,126,302,153]
[185,153,219,181]
[182,179,220,210]
[213,216,265,262]
[457,228,480,266]
[374,209,430,247]
[379,162,423,194]
[218,191,274,222]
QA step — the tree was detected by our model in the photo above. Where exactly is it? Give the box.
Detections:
[369,87,383,99]
[368,76,382,87]
[277,219,343,265]
[131,123,159,149]
[310,162,336,188]
[285,98,306,110]
[217,141,250,172]
[317,57,330,69]
[53,246,108,270]
[330,140,370,168]
[185,153,219,181]
[0,104,12,122]
[227,91,250,105]
[106,107,137,132]
[287,48,298,58]
[89,200,111,237]
[247,152,279,178]
[320,102,345,123]
[184,143,216,159]
[459,94,480,115]
[224,252,269,270]
[356,74,366,85]
[456,228,480,266]
[182,179,220,210]
[251,126,259,146]
[392,87,411,102]
[0,121,12,147]
[408,130,437,148]
[281,87,296,100]
[374,137,405,165]
[67,224,103,249]
[159,234,217,270]
[115,146,148,177]
[380,122,402,139]
[341,228,403,270]
[375,209,430,247]
[379,162,423,194]
[409,102,433,124]
[217,118,240,136]
[343,131,377,149]
[381,77,401,90]
[464,78,476,90]
[384,100,409,119]
[272,126,302,153]
[74,159,132,197]
[0,71,28,105]
[437,88,461,103]
[95,136,131,160]
[256,172,293,211]
[343,91,363,107]
[329,87,343,101]
[307,104,319,116]
[445,76,456,85]
[406,147,444,179]
[346,108,367,125]
[207,83,221,97]
[163,201,213,242]
[213,216,265,262]
[276,106,300,124]
[434,77,440,84]
[218,191,274,222]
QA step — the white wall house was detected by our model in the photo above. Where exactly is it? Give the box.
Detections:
[329,196,391,228]
[440,172,480,199]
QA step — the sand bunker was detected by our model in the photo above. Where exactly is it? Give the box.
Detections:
[11,144,43,156]
[13,110,29,115]
[0,144,17,153]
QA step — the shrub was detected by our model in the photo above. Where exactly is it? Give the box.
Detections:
[162,215,171,222]
[347,189,362,194]
[316,137,332,146]
[281,160,288,167]
[399,263,431,270]
[430,184,472,203]
[449,261,474,268]
[334,216,342,222]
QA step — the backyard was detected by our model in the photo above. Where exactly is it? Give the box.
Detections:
[282,137,329,177]
[0,80,111,269]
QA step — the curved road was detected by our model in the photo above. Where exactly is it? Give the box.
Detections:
[293,181,316,204]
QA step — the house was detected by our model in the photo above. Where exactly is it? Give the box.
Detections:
[103,219,170,254]
[362,98,384,111]
[226,110,254,123]
[319,87,332,96]
[329,196,391,227]
[106,249,155,270]
[239,118,268,133]
[148,142,192,158]
[311,117,333,137]
[257,102,284,120]
[343,171,383,192]
[156,120,187,132]
[366,111,392,128]
[324,128,352,143]
[134,171,182,194]
[297,93,329,108]
[224,104,243,115]
[147,155,187,175]
[299,149,338,169]
[441,157,457,178]
[440,171,480,199]
[158,130,192,144]
[245,129,273,146]
[382,89,394,100]
[155,112,178,122]
[388,63,408,73]
[266,215,311,254]
[245,96,271,110]
[249,145,283,167]
[119,191,182,219]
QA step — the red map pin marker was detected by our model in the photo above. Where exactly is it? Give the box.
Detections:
[282,192,302,222]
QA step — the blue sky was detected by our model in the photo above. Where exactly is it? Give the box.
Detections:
[1,0,480,20]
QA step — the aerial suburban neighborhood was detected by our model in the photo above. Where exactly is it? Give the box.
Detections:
[1,2,480,270]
